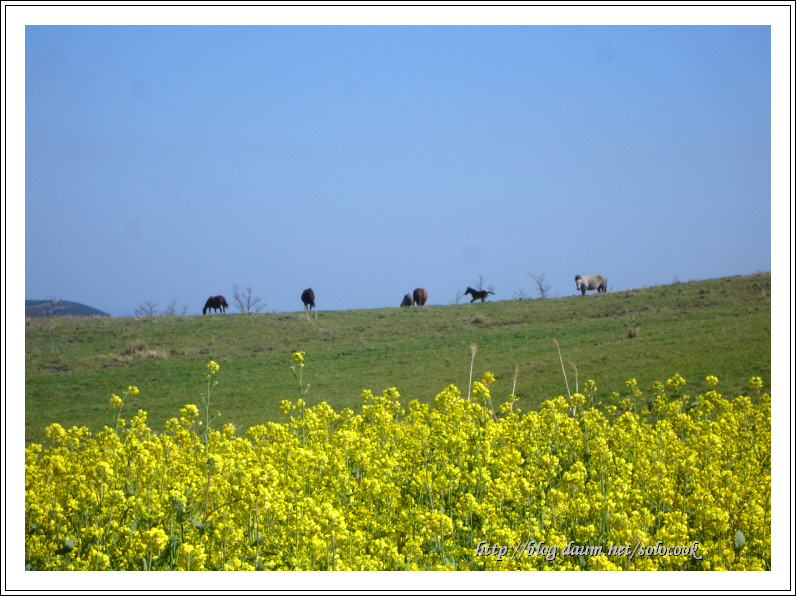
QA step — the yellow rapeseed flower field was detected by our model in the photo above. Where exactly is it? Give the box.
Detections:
[25,359,770,571]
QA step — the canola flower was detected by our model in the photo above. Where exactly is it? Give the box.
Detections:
[25,358,771,571]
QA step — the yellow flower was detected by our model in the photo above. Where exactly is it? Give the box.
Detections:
[177,543,206,571]
[207,360,220,374]
[706,375,719,387]
[139,527,169,556]
[666,374,686,390]
[749,376,763,390]
[23,362,772,571]
[179,404,199,421]
[127,385,140,396]
[108,394,123,408]
[292,351,305,363]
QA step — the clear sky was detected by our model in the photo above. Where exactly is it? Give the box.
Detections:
[17,8,780,317]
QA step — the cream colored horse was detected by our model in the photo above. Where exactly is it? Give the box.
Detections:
[575,274,607,295]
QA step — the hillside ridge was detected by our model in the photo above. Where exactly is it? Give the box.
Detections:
[26,299,110,318]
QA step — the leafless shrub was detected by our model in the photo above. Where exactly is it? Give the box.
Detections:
[160,300,187,317]
[450,289,465,305]
[232,284,266,314]
[46,297,65,317]
[513,289,530,300]
[135,301,159,317]
[475,275,495,294]
[528,273,551,299]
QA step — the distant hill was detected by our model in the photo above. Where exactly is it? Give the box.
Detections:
[26,300,110,318]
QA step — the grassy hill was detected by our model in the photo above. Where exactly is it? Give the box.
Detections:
[24,272,771,445]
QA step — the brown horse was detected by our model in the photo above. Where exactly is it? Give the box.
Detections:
[465,287,494,303]
[413,288,428,306]
[400,293,413,307]
[203,295,229,315]
[301,288,316,320]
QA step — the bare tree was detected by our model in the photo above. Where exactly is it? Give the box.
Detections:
[475,275,495,294]
[528,273,551,299]
[450,289,465,305]
[513,288,530,300]
[46,297,64,317]
[135,301,159,317]
[232,284,266,314]
[160,300,187,317]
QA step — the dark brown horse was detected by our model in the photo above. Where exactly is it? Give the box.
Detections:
[203,295,229,315]
[400,293,413,307]
[413,288,428,306]
[301,288,316,320]
[465,287,494,303]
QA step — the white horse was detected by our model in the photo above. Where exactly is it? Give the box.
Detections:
[575,274,607,296]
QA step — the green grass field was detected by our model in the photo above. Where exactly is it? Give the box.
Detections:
[25,272,771,445]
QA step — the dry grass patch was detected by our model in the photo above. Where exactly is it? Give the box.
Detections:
[124,339,148,355]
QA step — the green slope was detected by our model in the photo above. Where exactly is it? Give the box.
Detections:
[25,273,771,445]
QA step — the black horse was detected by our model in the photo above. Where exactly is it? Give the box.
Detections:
[464,287,494,303]
[203,295,229,315]
[301,289,315,319]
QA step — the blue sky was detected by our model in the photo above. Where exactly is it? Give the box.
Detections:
[18,14,779,316]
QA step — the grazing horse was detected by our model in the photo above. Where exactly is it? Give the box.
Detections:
[400,293,413,307]
[203,295,229,315]
[301,288,316,319]
[465,287,494,303]
[413,288,428,306]
[575,274,607,296]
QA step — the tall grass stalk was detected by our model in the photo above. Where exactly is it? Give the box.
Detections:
[569,361,579,395]
[467,343,478,401]
[512,364,520,397]
[553,339,572,401]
